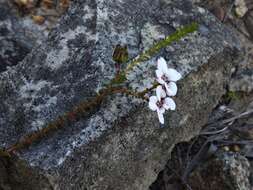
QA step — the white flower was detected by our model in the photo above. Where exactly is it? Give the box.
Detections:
[149,86,176,124]
[156,85,166,101]
[156,57,182,96]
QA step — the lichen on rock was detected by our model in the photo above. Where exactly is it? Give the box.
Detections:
[0,0,243,189]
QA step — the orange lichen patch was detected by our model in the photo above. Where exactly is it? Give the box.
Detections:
[41,0,54,9]
[14,0,33,6]
[59,0,70,11]
[32,15,46,24]
[14,0,34,13]
[12,0,71,28]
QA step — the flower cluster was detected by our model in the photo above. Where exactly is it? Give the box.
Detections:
[148,57,182,124]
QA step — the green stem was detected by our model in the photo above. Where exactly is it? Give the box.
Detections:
[124,22,198,74]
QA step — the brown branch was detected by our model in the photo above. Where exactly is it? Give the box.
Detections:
[6,85,156,154]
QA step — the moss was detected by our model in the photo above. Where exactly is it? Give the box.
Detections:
[223,91,240,102]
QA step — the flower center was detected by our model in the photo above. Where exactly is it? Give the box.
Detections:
[156,99,164,108]
[162,85,166,91]
[161,75,169,82]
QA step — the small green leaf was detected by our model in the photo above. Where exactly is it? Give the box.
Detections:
[112,44,129,64]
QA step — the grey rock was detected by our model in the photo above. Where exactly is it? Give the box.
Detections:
[235,0,248,18]
[0,154,53,190]
[226,9,253,94]
[229,67,253,93]
[0,0,242,189]
[189,152,251,190]
[244,10,253,39]
[245,0,253,11]
[0,1,48,72]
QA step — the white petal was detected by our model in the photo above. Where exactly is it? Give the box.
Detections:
[165,82,178,96]
[157,110,164,124]
[157,57,168,72]
[165,68,182,82]
[156,85,166,101]
[155,69,163,78]
[159,107,165,114]
[157,77,165,85]
[164,83,173,97]
[164,97,176,110]
[148,96,158,111]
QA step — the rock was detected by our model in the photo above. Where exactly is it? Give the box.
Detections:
[211,6,226,21]
[0,0,48,72]
[235,0,248,18]
[244,10,253,39]
[227,9,253,94]
[229,67,253,93]
[250,161,253,187]
[188,152,251,190]
[245,0,253,11]
[0,0,242,189]
[0,153,53,190]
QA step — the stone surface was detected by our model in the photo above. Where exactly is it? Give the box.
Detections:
[229,67,253,93]
[188,152,251,190]
[0,154,52,190]
[244,10,253,39]
[0,0,242,189]
[229,10,253,94]
[0,0,48,72]
[235,0,248,18]
[245,0,253,11]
